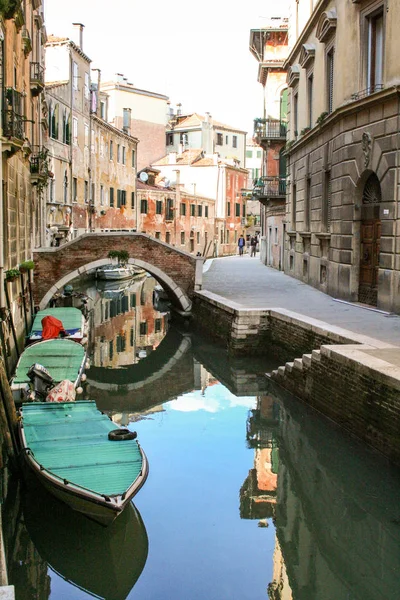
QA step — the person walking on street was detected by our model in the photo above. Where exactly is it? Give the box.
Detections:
[238,234,245,256]
[250,235,257,257]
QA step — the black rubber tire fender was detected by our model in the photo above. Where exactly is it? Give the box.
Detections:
[108,428,137,441]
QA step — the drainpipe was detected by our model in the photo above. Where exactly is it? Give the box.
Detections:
[0,29,4,310]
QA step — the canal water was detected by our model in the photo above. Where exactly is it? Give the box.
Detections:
[5,274,400,599]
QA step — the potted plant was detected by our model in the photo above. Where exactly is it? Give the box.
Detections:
[19,259,35,273]
[107,250,129,266]
[5,268,21,282]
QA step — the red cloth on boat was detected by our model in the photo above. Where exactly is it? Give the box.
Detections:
[41,315,67,340]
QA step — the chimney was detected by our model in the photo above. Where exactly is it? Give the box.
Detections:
[72,23,84,50]
[173,169,181,202]
[205,112,212,123]
[178,143,184,154]
[169,152,177,164]
[176,103,182,116]
[213,153,219,165]
[123,108,131,134]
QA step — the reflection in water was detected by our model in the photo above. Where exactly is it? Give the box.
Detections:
[241,382,400,600]
[20,473,148,600]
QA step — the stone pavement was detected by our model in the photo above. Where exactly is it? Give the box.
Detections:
[202,253,400,348]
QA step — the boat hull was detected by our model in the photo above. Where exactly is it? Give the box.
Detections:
[18,401,149,526]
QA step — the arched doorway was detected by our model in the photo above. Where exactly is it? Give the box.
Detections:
[358,173,381,306]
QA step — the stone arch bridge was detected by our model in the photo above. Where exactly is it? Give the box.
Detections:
[33,233,203,313]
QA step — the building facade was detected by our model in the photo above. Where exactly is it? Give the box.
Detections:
[166,111,247,168]
[1,0,46,371]
[249,17,289,269]
[284,0,400,312]
[100,76,169,172]
[152,149,248,256]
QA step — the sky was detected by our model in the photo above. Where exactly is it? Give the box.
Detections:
[44,0,289,135]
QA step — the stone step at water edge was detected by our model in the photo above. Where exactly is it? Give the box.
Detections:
[302,353,313,367]
[293,358,304,371]
[277,366,286,377]
[312,349,322,361]
[285,361,294,373]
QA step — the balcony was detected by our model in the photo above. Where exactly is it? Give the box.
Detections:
[2,88,25,146]
[252,177,287,202]
[30,146,49,184]
[350,84,384,101]
[30,62,45,96]
[253,118,287,141]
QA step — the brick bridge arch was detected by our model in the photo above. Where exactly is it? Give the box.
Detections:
[33,233,203,312]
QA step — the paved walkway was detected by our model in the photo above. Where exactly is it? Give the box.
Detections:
[202,253,400,347]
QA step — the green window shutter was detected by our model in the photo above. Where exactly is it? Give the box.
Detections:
[110,187,114,207]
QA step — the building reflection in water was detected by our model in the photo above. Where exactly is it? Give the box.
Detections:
[92,273,169,369]
[241,395,293,599]
[241,380,400,600]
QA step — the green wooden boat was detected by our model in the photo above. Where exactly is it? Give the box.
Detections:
[29,307,88,343]
[11,338,87,402]
[18,401,149,526]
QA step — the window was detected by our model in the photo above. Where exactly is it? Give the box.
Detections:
[246,150,252,159]
[205,206,209,218]
[84,124,89,147]
[308,74,314,128]
[305,177,311,231]
[226,202,231,217]
[100,185,104,206]
[225,230,230,244]
[225,135,228,144]
[256,150,262,158]
[166,231,171,243]
[117,189,126,207]
[116,334,126,353]
[91,128,95,153]
[235,203,240,217]
[122,146,126,165]
[84,72,89,99]
[73,61,78,90]
[139,321,148,336]
[197,205,202,217]
[181,231,185,244]
[117,144,121,163]
[131,149,136,168]
[367,8,384,93]
[109,140,113,160]
[100,101,105,119]
[156,200,163,215]
[141,199,148,214]
[293,91,299,136]
[197,232,200,244]
[242,203,246,218]
[291,184,297,229]
[109,340,113,360]
[84,180,89,203]
[327,48,334,114]
[216,133,223,145]
[130,294,136,308]
[155,318,162,333]
[180,202,186,216]
[110,187,114,207]
[190,204,195,217]
[167,133,174,146]
[91,183,95,203]
[323,171,332,232]
[73,177,77,201]
[50,104,59,140]
[155,231,161,240]
[233,135,237,148]
[166,198,174,220]
[131,192,135,209]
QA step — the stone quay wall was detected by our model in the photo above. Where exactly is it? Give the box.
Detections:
[193,290,400,465]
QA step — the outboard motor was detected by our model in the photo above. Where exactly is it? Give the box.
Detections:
[27,363,55,400]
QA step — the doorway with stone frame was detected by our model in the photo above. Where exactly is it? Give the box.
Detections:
[358,173,381,306]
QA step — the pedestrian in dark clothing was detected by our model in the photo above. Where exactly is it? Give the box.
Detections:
[250,235,257,257]
[238,235,245,256]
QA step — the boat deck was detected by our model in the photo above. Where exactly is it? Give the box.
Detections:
[13,339,86,384]
[30,307,84,340]
[21,401,144,496]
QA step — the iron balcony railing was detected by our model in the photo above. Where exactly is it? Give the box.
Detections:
[253,177,287,198]
[2,88,25,140]
[351,84,384,101]
[30,145,49,176]
[30,62,45,90]
[253,118,287,140]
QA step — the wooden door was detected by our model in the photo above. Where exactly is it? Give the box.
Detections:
[359,219,381,306]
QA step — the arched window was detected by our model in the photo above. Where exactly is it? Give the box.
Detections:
[51,103,59,140]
